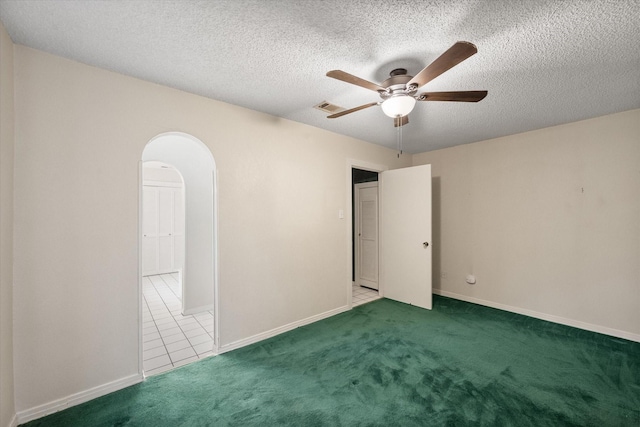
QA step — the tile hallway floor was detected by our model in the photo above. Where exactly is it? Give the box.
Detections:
[143,273,214,376]
[352,283,381,307]
[144,277,379,375]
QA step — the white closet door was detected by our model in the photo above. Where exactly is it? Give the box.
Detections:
[142,187,159,276]
[142,184,184,276]
[356,183,379,290]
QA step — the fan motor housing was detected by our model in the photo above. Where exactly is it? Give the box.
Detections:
[380,68,416,99]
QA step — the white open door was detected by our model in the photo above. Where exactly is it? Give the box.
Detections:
[381,164,432,309]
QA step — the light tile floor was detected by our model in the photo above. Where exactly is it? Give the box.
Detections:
[352,283,381,307]
[144,276,377,375]
[143,273,214,376]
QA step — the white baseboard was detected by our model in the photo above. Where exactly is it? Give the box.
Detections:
[16,373,143,425]
[14,305,350,424]
[183,304,214,316]
[219,305,350,354]
[433,289,640,343]
[7,413,18,427]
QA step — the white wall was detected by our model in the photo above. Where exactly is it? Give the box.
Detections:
[413,109,640,340]
[143,134,214,314]
[0,21,16,427]
[11,45,411,415]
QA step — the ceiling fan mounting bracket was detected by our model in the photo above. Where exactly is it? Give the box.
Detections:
[389,68,408,77]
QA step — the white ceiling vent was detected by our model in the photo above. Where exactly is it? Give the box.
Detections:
[313,101,344,114]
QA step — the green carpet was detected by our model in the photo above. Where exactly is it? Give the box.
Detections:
[23,296,640,426]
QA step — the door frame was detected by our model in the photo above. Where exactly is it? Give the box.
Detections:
[138,161,143,375]
[346,159,388,308]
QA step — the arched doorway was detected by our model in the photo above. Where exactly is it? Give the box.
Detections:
[139,132,218,376]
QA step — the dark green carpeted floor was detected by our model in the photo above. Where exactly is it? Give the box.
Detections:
[23,296,640,426]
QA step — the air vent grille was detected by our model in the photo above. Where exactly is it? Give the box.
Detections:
[314,101,344,114]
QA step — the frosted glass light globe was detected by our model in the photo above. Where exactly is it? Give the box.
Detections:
[381,95,416,118]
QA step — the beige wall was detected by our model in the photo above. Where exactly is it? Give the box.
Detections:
[413,109,640,339]
[12,45,411,414]
[6,29,639,421]
[0,21,16,427]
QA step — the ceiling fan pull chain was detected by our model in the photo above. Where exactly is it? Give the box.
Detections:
[396,118,403,157]
[396,120,401,157]
[400,120,403,155]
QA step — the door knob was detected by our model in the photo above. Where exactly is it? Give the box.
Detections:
[423,242,429,248]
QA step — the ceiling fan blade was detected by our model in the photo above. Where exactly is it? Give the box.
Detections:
[417,91,488,102]
[327,102,378,118]
[407,41,478,89]
[327,70,386,92]
[394,116,409,127]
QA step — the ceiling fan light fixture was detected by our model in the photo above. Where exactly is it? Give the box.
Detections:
[381,95,416,118]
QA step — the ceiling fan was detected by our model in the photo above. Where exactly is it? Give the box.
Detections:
[326,41,487,127]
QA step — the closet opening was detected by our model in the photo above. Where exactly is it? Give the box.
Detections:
[352,168,382,307]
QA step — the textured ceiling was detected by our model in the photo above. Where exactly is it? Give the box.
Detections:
[1,0,639,154]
